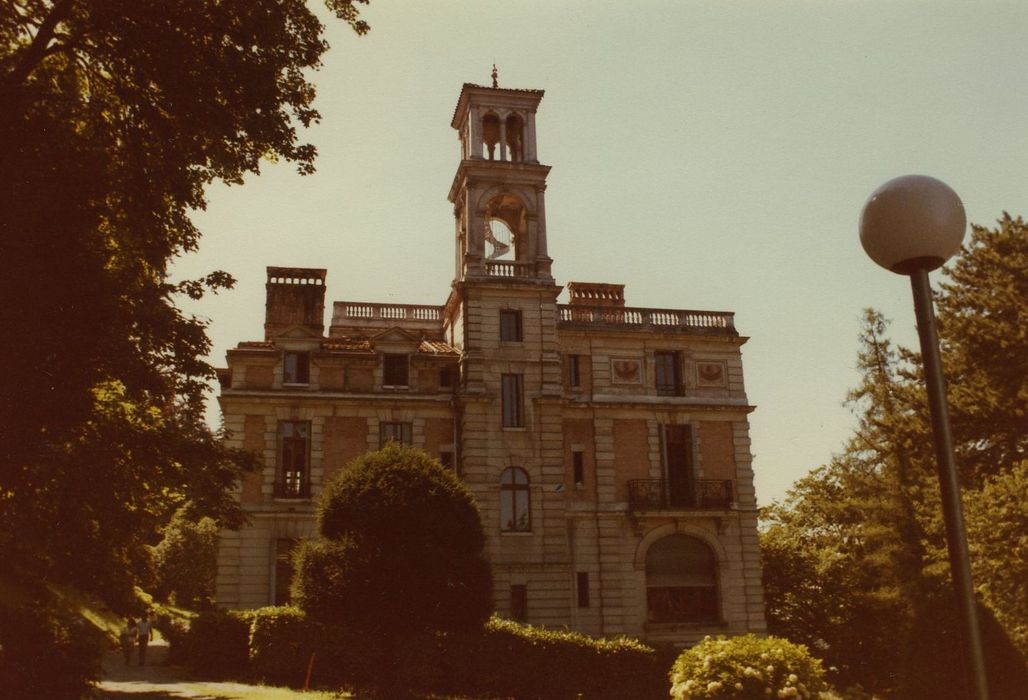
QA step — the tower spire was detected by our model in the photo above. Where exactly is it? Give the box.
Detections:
[491,64,498,88]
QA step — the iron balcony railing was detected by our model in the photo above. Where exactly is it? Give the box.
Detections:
[627,478,734,511]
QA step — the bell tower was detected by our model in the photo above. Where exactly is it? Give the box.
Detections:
[444,74,567,622]
[448,72,553,283]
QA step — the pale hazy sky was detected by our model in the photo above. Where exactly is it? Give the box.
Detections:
[174,1,1028,506]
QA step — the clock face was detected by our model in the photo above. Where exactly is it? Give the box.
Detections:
[485,217,514,259]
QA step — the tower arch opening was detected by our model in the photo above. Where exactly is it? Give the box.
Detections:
[505,113,524,162]
[483,193,527,261]
[482,112,501,160]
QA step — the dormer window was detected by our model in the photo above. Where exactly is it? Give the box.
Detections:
[383,353,409,387]
[283,351,310,385]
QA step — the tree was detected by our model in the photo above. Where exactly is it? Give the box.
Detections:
[0,0,369,600]
[150,505,221,608]
[963,460,1028,656]
[934,214,1028,482]
[294,444,492,634]
[761,456,915,693]
[762,217,1028,694]
[1,5,370,691]
[294,444,491,698]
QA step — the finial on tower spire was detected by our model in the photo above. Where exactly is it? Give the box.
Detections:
[491,64,498,88]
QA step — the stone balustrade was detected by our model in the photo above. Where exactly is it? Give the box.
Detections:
[557,305,737,335]
[484,260,535,278]
[330,301,444,333]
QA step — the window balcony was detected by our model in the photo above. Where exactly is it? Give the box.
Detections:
[627,479,733,511]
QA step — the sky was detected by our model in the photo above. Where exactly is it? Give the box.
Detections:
[173,1,1028,506]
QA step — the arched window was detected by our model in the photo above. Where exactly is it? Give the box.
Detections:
[500,467,530,532]
[482,113,501,160]
[645,534,718,623]
[505,113,524,162]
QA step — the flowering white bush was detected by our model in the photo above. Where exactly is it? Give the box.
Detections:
[669,634,840,700]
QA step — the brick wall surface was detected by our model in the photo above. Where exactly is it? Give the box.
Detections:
[698,420,736,481]
[240,415,268,504]
[321,416,368,484]
[613,419,651,501]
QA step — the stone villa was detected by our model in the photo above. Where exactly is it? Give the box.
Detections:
[215,79,766,645]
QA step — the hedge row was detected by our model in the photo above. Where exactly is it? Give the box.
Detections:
[178,606,667,699]
[156,607,252,677]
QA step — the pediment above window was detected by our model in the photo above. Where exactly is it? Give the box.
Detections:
[274,324,323,340]
[370,327,420,353]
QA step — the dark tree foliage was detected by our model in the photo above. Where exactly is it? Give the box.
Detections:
[150,504,220,608]
[963,460,1028,655]
[899,593,1028,700]
[0,593,106,699]
[761,456,916,692]
[933,214,1028,483]
[762,217,1028,694]
[0,0,368,601]
[294,443,492,634]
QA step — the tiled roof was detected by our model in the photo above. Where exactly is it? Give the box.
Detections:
[462,82,546,94]
[451,82,545,128]
[419,339,459,356]
[322,337,374,353]
[235,337,459,356]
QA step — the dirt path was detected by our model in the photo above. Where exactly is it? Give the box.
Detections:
[95,638,341,700]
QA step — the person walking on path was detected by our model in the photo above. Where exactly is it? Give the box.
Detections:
[136,612,153,666]
[119,617,136,665]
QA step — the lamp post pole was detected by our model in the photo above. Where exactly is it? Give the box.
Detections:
[909,268,989,700]
[859,175,989,700]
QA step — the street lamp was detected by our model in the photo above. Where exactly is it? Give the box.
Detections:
[859,174,989,700]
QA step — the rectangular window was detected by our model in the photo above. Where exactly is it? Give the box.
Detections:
[273,539,298,606]
[511,584,528,622]
[383,353,409,387]
[501,374,524,428]
[655,351,683,396]
[439,450,454,470]
[567,354,581,388]
[277,421,310,498]
[439,364,455,389]
[664,424,695,507]
[379,421,412,448]
[499,309,523,342]
[577,571,590,608]
[572,450,584,486]
[283,351,310,384]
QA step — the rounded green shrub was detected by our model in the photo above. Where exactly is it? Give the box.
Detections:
[669,634,834,700]
[294,443,491,634]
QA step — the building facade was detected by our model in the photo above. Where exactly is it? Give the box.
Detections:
[215,81,766,645]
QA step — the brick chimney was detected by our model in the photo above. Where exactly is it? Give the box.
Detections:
[567,282,625,308]
[264,267,327,340]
